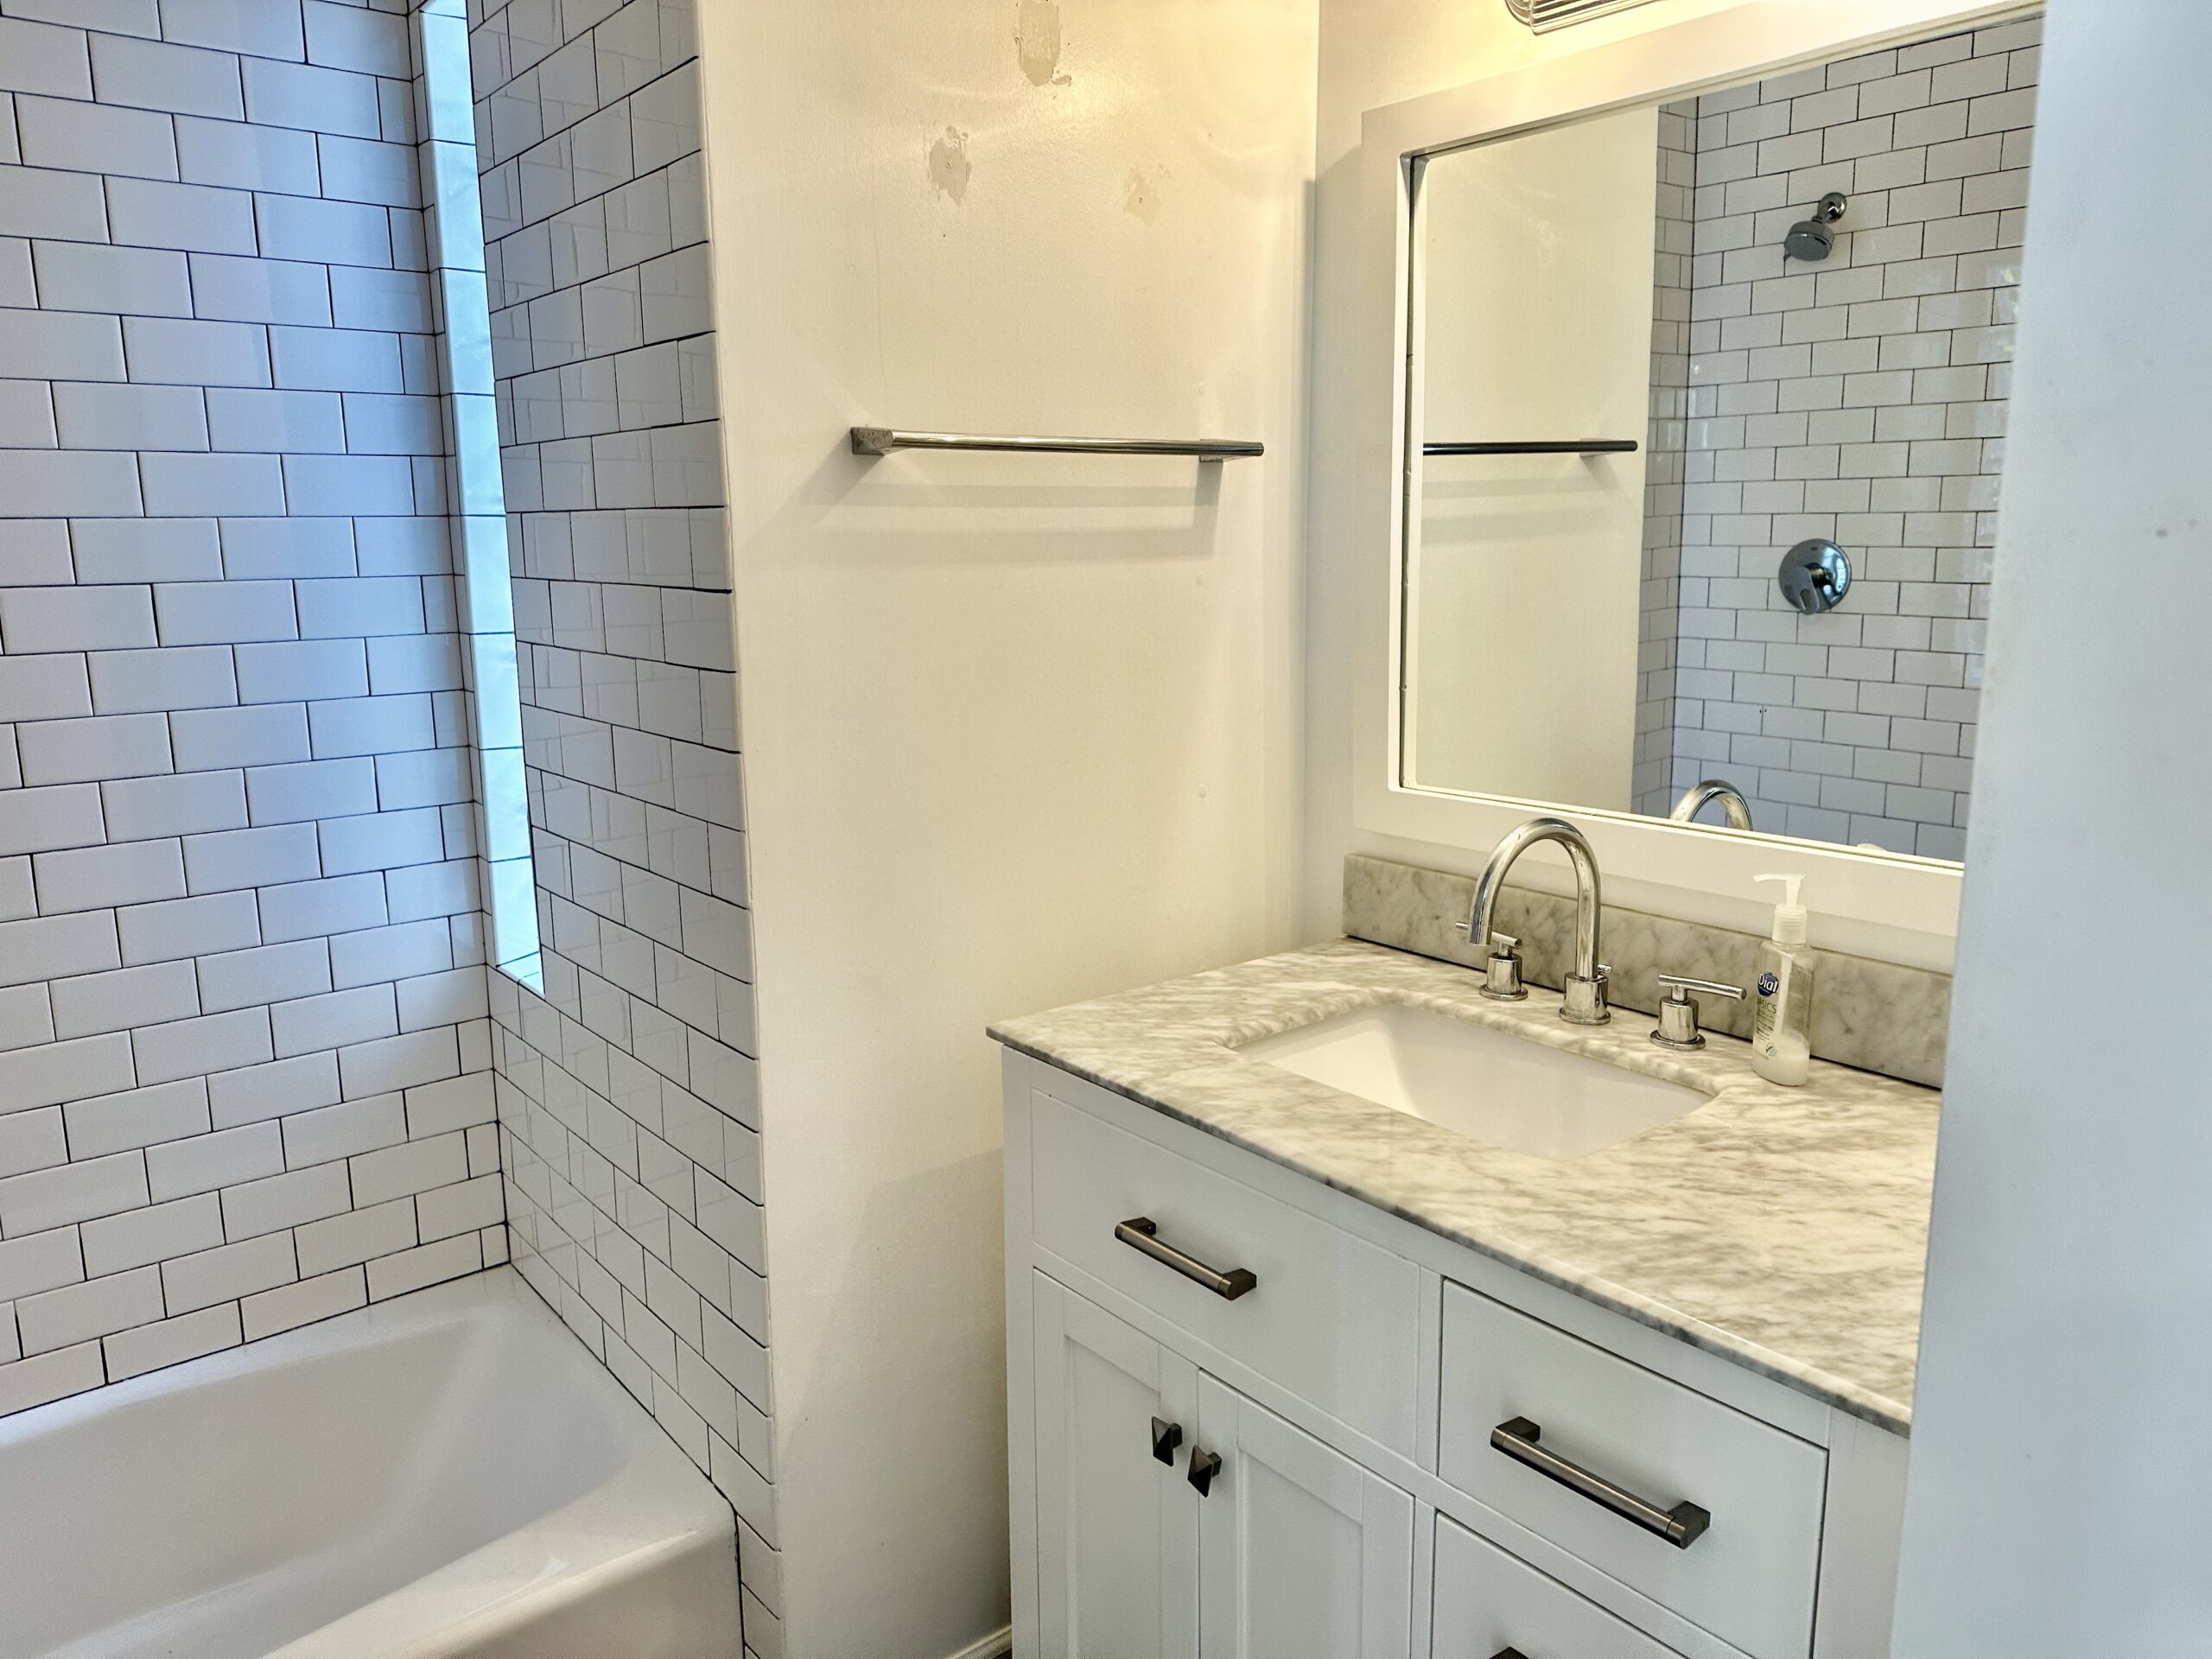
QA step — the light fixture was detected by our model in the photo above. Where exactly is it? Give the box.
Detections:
[1503,0,1663,31]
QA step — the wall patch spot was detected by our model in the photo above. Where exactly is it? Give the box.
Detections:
[1123,168,1165,224]
[927,127,973,203]
[1015,0,1071,86]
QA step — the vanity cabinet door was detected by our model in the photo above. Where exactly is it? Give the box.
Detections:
[1195,1373,1414,1659]
[1033,1274,1201,1659]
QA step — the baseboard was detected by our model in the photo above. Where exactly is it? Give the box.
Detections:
[944,1627,1014,1659]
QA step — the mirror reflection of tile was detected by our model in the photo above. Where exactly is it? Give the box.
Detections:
[1412,17,2038,861]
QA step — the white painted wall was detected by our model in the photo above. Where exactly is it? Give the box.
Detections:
[690,3,1316,1653]
[1408,108,1657,809]
[1890,4,2212,1650]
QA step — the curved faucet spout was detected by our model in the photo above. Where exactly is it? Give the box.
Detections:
[1670,779,1754,832]
[1465,817,1608,1025]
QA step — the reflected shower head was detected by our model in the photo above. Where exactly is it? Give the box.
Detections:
[1784,192,1849,261]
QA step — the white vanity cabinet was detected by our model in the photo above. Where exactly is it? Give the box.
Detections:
[1003,1051,1912,1659]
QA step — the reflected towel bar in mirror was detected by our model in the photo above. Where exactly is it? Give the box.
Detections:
[851,428,1264,460]
[1422,439,1639,455]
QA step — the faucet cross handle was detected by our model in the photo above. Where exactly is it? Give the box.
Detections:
[1476,931,1527,1002]
[1651,974,1745,1051]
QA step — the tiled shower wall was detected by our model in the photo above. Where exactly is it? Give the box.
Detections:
[1631,99,1694,814]
[1644,16,2037,856]
[0,0,505,1420]
[465,0,778,1649]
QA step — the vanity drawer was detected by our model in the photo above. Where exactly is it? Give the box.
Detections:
[1028,1085,1422,1455]
[1437,1282,1825,1659]
[1432,1510,1685,1659]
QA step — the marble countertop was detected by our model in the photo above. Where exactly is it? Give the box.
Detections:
[989,939,1938,1434]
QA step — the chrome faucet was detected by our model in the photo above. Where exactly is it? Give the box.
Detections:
[1464,817,1610,1026]
[1669,779,1754,831]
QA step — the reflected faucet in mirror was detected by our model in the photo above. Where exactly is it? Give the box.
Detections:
[1461,817,1610,1026]
[1670,779,1754,832]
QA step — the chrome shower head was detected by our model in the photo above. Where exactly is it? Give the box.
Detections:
[1783,191,1849,262]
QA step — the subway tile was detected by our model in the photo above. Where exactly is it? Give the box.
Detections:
[0,1225,84,1304]
[35,836,186,913]
[219,1159,347,1239]
[162,1230,295,1313]
[0,448,143,514]
[16,712,172,785]
[0,912,121,995]
[90,32,243,118]
[31,240,192,318]
[65,1076,211,1159]
[133,1005,274,1086]
[145,1118,281,1201]
[196,937,330,1014]
[175,112,321,194]
[79,1192,223,1278]
[0,165,109,244]
[0,16,95,99]
[205,1047,338,1128]
[270,982,396,1058]
[0,1109,67,1180]
[0,1148,148,1235]
[105,1300,241,1379]
[124,315,271,388]
[106,176,256,254]
[188,251,333,326]
[102,769,247,841]
[0,656,91,724]
[365,1230,479,1301]
[16,1264,163,1356]
[139,451,281,518]
[206,387,346,454]
[16,92,178,181]
[238,1262,364,1339]
[221,516,354,580]
[153,580,297,645]
[182,820,321,894]
[245,754,376,825]
[239,56,382,141]
[171,702,310,771]
[293,1194,413,1276]
[73,519,223,584]
[49,959,199,1042]
[117,887,260,965]
[86,645,236,715]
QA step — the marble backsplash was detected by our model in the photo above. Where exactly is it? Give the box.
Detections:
[1344,855,1949,1088]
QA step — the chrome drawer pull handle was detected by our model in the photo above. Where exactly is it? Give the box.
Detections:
[1114,1217,1258,1300]
[1489,1415,1711,1548]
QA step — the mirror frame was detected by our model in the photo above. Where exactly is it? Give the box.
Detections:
[1353,0,2036,970]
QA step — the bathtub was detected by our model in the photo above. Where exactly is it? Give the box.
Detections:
[0,1268,741,1659]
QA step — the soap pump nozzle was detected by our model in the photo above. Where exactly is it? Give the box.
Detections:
[1755,873,1808,947]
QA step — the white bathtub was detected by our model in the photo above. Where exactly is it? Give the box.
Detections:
[0,1268,741,1659]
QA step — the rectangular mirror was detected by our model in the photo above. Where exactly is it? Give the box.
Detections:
[1402,15,2035,864]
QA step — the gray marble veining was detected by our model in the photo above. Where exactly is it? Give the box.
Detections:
[991,939,1937,1434]
[1346,854,1951,1088]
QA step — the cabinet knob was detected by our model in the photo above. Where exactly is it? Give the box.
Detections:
[1150,1416,1183,1465]
[1187,1446,1222,1497]
[1490,1650,1530,1659]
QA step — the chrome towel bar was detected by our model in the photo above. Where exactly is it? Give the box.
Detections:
[850,427,1263,460]
[1423,439,1638,455]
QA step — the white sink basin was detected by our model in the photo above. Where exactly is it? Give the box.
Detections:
[1235,1003,1708,1161]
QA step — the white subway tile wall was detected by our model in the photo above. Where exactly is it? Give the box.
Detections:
[1639,18,2036,856]
[1633,100,1696,813]
[0,0,509,1421]
[465,0,774,1648]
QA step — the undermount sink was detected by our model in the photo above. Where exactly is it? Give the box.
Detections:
[1235,1002,1709,1161]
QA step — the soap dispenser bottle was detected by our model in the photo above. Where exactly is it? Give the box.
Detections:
[1751,874,1816,1085]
